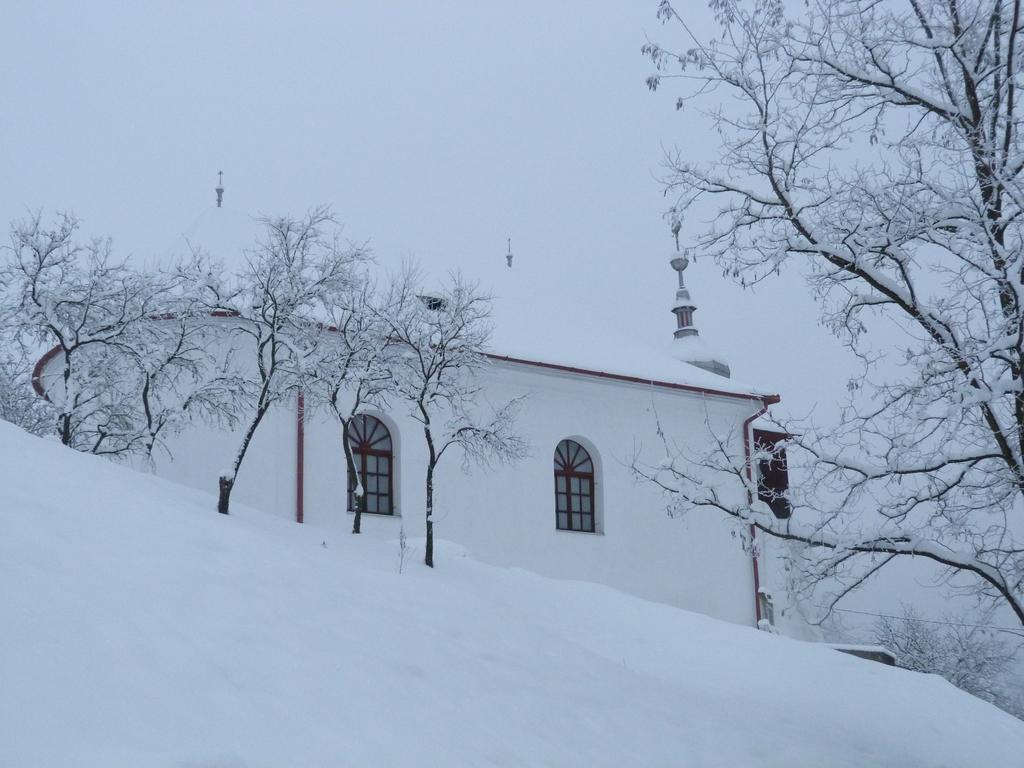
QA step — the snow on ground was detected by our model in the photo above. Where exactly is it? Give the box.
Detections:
[2,421,1021,767]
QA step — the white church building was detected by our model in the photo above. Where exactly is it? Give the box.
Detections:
[34,195,798,635]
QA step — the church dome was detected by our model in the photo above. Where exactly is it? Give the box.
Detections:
[172,205,260,271]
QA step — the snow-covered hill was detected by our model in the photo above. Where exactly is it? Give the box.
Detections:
[2,422,1022,767]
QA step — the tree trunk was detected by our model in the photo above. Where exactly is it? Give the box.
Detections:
[59,412,72,446]
[425,461,434,568]
[218,404,268,516]
[59,358,72,445]
[352,498,363,534]
[218,475,233,515]
[343,436,363,534]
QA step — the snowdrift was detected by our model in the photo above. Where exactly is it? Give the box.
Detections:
[1,421,1021,767]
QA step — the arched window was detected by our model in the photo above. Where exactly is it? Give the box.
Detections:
[347,415,394,516]
[554,439,595,532]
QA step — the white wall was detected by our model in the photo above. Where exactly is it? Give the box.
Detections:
[301,360,763,628]
[35,323,302,522]
[155,395,300,518]
[41,339,767,628]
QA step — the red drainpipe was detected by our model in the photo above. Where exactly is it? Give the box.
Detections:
[296,390,305,524]
[743,394,780,626]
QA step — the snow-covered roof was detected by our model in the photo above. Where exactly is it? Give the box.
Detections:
[827,643,895,655]
[176,205,259,267]
[169,207,776,401]
[671,333,724,365]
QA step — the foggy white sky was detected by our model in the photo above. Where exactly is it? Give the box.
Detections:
[0,1,852,416]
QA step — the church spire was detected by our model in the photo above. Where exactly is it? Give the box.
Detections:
[669,251,731,378]
[670,254,697,339]
[215,171,224,208]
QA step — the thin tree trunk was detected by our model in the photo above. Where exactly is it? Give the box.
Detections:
[218,404,269,515]
[341,423,363,534]
[217,475,233,514]
[60,357,72,445]
[425,461,434,568]
[422,414,437,569]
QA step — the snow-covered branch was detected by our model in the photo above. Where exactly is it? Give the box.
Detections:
[380,266,528,567]
[642,0,1024,628]
[197,206,368,514]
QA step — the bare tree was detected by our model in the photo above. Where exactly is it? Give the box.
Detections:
[380,268,527,567]
[128,308,248,462]
[305,274,395,533]
[0,345,55,437]
[1,212,245,460]
[640,0,1024,627]
[200,207,366,515]
[873,605,1024,719]
[2,212,180,455]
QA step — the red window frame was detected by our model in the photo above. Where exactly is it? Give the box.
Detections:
[347,415,394,516]
[554,439,595,532]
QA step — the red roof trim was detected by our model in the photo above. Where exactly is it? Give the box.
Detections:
[32,318,781,408]
[32,311,240,400]
[485,353,780,404]
[296,391,305,524]
[31,346,61,400]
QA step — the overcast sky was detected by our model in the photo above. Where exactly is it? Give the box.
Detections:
[0,0,856,420]
[9,0,1023,640]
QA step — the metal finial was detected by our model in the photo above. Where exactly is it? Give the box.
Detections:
[215,170,225,208]
[506,237,514,268]
[670,253,689,289]
[670,251,696,337]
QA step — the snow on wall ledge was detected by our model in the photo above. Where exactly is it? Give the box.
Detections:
[1,421,1022,767]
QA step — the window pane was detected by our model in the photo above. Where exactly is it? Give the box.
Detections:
[581,496,591,513]
[368,476,378,493]
[367,495,378,513]
[556,493,567,512]
[582,514,594,532]
[555,442,568,468]
[379,476,389,493]
[556,476,566,492]
[581,479,590,494]
[557,511,568,529]
[571,477,580,493]
[579,458,593,473]
[367,455,378,472]
[379,497,391,514]
[381,457,390,472]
